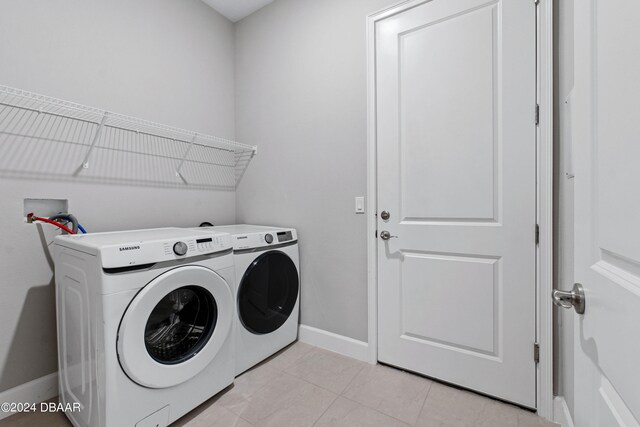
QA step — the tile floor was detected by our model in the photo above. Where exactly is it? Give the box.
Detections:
[0,342,559,427]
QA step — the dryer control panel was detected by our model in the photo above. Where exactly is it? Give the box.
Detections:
[231,229,297,250]
[196,225,298,251]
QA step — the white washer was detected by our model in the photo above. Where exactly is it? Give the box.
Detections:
[210,225,300,376]
[53,228,235,427]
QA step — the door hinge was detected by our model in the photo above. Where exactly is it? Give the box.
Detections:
[535,224,540,245]
[535,104,540,125]
[534,342,540,363]
[534,0,540,5]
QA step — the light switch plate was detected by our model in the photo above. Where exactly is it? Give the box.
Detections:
[355,196,365,214]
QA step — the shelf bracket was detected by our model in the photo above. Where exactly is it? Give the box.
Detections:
[80,113,108,169]
[175,133,198,184]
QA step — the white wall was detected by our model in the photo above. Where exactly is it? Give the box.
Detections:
[234,0,396,342]
[0,0,236,392]
[554,0,575,417]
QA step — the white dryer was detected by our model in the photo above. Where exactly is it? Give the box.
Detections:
[53,228,235,427]
[211,225,300,376]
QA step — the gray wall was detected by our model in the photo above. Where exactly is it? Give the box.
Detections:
[234,0,395,342]
[554,0,575,416]
[0,0,236,392]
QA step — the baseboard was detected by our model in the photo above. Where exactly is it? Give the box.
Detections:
[0,372,58,421]
[553,396,575,427]
[298,324,370,362]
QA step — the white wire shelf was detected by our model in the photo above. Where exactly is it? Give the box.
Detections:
[0,85,257,190]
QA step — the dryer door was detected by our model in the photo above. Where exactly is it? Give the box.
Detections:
[117,266,232,388]
[238,251,299,335]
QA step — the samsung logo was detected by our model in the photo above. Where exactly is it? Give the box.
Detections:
[119,245,140,252]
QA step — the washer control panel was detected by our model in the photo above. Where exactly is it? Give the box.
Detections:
[276,230,293,242]
[195,236,227,252]
[57,228,233,269]
[173,241,188,256]
[162,235,229,257]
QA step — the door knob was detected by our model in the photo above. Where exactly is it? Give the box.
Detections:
[379,230,397,240]
[552,283,585,314]
[380,210,391,220]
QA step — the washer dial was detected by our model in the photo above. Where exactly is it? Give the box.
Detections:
[173,241,188,256]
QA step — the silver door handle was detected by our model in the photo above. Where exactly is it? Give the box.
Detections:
[552,283,585,314]
[379,230,397,240]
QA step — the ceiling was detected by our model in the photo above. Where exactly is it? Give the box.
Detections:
[201,0,274,22]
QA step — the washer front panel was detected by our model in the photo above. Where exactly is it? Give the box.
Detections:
[117,265,232,388]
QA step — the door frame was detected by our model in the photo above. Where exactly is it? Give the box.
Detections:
[365,0,554,419]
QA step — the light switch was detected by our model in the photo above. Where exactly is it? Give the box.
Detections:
[355,196,365,214]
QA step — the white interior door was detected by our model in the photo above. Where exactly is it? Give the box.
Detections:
[570,1,640,425]
[375,0,537,407]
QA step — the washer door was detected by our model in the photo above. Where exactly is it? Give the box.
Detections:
[117,266,232,388]
[238,251,299,335]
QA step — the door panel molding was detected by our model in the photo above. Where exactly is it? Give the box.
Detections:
[398,2,501,224]
[399,250,501,358]
[366,0,553,419]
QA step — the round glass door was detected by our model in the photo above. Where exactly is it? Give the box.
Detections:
[144,286,217,364]
[117,266,233,389]
[238,251,299,334]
